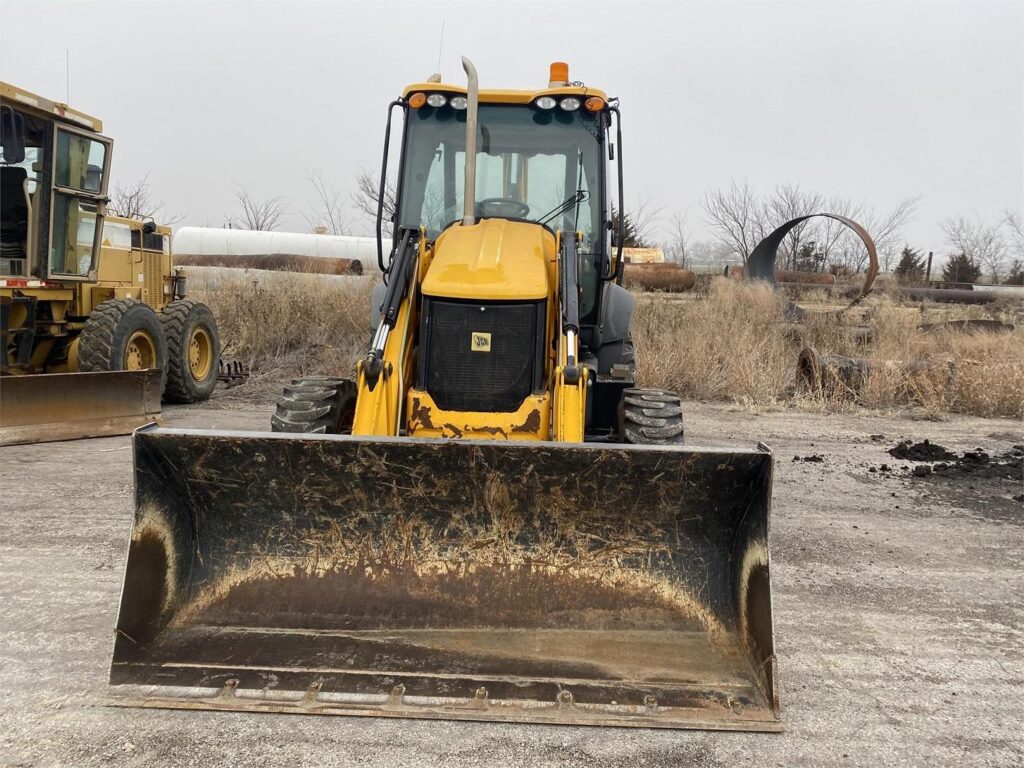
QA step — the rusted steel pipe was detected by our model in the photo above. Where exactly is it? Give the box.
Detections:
[775,269,835,286]
[796,347,939,394]
[892,287,1001,305]
[623,263,696,292]
[175,253,364,276]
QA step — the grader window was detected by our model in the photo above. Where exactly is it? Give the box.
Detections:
[50,196,98,276]
[55,131,106,193]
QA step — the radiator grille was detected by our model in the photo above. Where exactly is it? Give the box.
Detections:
[425,300,541,413]
[143,250,163,307]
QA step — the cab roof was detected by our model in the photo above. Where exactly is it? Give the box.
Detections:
[401,83,609,106]
[0,81,103,132]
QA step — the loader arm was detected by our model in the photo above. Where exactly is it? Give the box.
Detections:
[553,231,587,441]
[352,230,424,436]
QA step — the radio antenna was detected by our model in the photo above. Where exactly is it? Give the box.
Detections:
[436,20,445,75]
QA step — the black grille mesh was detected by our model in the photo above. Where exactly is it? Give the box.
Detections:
[426,300,538,412]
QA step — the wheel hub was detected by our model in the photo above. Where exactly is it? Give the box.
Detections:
[188,327,213,381]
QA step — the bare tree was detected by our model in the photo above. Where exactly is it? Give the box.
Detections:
[351,169,397,236]
[303,171,350,235]
[860,197,920,273]
[702,181,767,262]
[763,184,824,270]
[630,198,663,249]
[662,209,689,265]
[108,173,184,225]
[1003,209,1024,261]
[941,214,1006,281]
[704,181,917,274]
[688,239,736,267]
[227,190,287,231]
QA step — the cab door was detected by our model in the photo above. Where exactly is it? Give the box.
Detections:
[45,125,112,282]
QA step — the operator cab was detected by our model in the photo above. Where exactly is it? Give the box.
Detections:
[373,63,633,434]
[0,82,112,282]
[394,78,613,326]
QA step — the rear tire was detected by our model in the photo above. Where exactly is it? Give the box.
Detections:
[271,378,357,434]
[618,388,685,445]
[79,298,168,388]
[160,299,220,404]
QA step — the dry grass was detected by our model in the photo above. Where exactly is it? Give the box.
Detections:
[634,280,1023,418]
[191,266,1024,419]
[188,266,373,379]
[633,281,792,404]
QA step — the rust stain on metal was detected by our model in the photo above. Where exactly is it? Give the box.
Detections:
[512,409,542,434]
[408,397,435,430]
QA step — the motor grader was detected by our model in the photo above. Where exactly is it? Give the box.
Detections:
[0,81,219,445]
[110,60,779,731]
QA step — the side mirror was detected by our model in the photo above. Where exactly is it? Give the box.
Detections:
[1,106,26,165]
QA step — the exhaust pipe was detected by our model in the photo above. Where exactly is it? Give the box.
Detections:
[461,56,478,227]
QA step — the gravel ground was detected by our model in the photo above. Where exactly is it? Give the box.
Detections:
[1,396,1021,767]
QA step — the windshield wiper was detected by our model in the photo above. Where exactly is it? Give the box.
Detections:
[539,189,589,227]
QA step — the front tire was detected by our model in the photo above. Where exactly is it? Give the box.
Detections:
[79,298,168,387]
[271,378,357,434]
[618,388,685,445]
[160,299,220,404]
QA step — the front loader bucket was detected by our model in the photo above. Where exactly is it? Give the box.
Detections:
[110,428,779,731]
[0,370,162,446]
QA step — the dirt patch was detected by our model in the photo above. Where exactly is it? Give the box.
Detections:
[889,439,957,461]
[906,446,1023,481]
[887,443,1023,524]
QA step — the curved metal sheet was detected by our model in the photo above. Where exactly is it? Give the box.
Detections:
[745,214,879,305]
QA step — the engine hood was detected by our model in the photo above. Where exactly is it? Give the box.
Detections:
[421,219,554,301]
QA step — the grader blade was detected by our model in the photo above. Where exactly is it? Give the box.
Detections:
[109,427,779,732]
[0,369,162,446]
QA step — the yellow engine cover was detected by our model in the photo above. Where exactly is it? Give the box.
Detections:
[421,219,554,301]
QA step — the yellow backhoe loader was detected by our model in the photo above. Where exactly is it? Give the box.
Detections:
[0,81,220,445]
[110,60,779,731]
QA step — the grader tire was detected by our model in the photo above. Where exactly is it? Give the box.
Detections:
[618,387,685,445]
[271,378,357,434]
[161,300,219,404]
[79,298,168,389]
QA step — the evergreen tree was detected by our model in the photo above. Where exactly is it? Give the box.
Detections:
[610,206,654,249]
[894,246,925,282]
[941,253,982,284]
[1004,259,1024,286]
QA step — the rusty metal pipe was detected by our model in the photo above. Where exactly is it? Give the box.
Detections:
[892,287,1003,305]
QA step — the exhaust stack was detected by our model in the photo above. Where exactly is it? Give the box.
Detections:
[461,56,478,227]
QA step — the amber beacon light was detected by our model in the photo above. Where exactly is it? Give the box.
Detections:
[548,61,569,87]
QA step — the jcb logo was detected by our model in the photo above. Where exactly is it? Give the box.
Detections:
[471,332,492,352]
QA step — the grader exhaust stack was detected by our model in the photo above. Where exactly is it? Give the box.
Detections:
[110,428,778,731]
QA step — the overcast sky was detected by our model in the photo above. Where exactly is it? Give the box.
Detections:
[2,0,1021,254]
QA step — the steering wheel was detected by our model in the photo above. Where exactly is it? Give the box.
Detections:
[478,198,531,219]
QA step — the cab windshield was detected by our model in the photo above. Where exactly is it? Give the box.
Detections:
[398,103,604,253]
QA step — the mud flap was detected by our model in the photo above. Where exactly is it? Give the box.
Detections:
[109,428,779,731]
[0,370,162,446]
